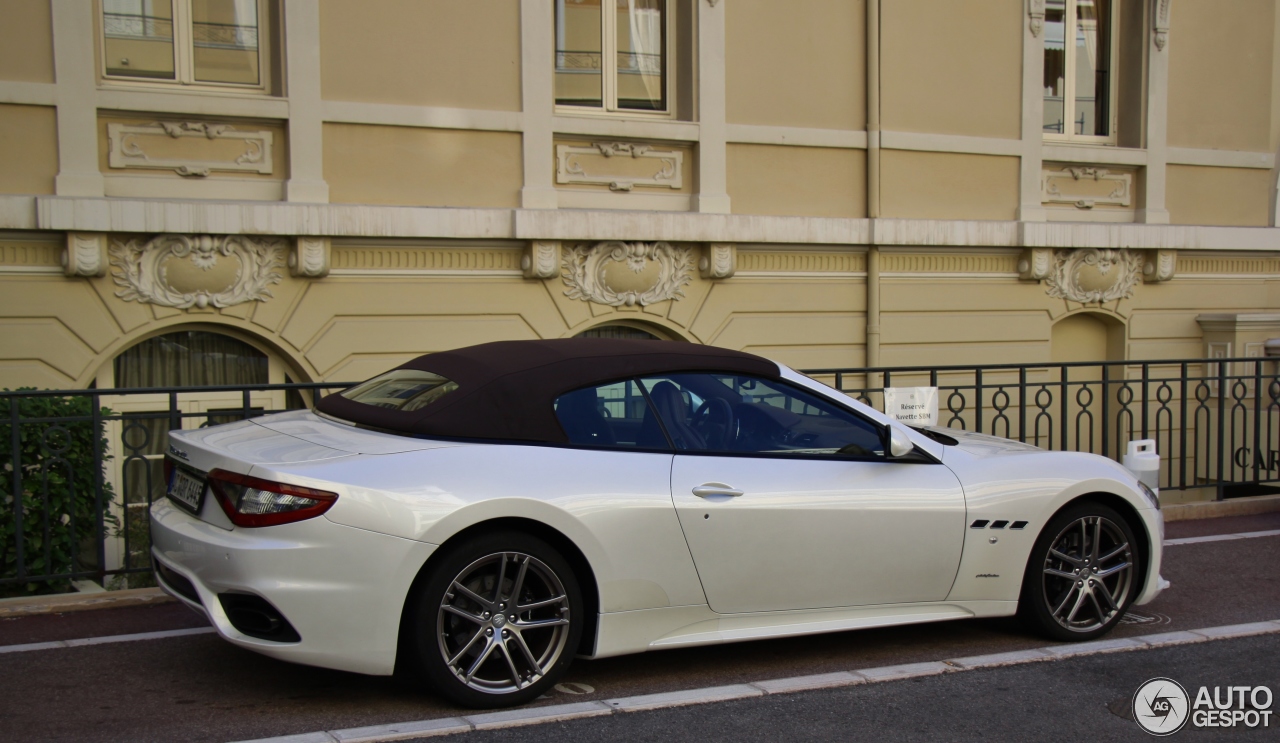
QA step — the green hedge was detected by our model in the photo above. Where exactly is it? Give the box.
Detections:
[0,392,118,596]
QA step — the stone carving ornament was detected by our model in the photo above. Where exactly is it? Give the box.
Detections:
[1153,0,1172,51]
[1028,0,1046,37]
[63,233,108,277]
[110,234,285,309]
[1045,248,1145,304]
[563,241,693,307]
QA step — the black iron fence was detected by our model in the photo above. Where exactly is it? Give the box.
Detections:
[3,356,1278,594]
[802,356,1280,498]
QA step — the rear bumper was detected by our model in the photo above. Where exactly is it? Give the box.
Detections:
[149,497,436,675]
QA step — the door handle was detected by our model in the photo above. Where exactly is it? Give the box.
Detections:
[692,482,744,498]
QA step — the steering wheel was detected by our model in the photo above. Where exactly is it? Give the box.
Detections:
[692,398,736,450]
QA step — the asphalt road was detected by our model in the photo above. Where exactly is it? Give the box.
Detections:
[457,634,1280,743]
[0,512,1276,743]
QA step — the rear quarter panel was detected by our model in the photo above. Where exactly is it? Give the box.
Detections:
[257,443,708,614]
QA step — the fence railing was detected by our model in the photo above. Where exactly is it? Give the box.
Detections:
[3,356,1278,593]
[801,356,1280,498]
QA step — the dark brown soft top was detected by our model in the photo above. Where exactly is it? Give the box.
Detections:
[316,338,780,442]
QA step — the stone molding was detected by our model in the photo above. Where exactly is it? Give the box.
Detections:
[109,234,285,309]
[736,251,865,275]
[107,122,274,178]
[556,142,684,192]
[63,233,108,277]
[699,243,736,279]
[562,241,693,307]
[290,237,330,278]
[1177,255,1280,276]
[1043,248,1145,303]
[329,246,523,274]
[0,238,62,273]
[523,241,561,279]
[882,253,1020,275]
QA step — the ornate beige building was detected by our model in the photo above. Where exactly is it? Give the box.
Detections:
[1,0,1279,394]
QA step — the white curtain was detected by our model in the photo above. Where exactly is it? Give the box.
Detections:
[627,0,663,106]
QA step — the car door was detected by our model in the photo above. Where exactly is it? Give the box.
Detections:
[641,373,967,615]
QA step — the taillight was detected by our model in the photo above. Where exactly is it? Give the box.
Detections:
[207,469,338,528]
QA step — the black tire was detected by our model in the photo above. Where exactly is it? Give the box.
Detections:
[1018,501,1142,642]
[405,530,583,708]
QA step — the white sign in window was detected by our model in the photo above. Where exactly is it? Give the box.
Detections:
[884,387,939,427]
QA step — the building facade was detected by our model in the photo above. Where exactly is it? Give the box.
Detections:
[0,0,1278,395]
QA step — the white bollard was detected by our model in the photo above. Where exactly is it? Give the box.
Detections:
[1123,439,1160,492]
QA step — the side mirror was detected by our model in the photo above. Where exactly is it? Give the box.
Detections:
[888,427,915,459]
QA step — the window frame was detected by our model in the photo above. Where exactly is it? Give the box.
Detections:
[98,0,273,94]
[1042,0,1121,145]
[635,372,895,463]
[553,0,677,120]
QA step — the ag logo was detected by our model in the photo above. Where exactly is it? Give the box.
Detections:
[1133,677,1190,736]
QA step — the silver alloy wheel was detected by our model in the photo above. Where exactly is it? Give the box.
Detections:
[437,551,572,694]
[1041,515,1134,632]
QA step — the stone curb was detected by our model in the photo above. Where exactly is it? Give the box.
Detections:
[1162,493,1280,522]
[0,587,171,617]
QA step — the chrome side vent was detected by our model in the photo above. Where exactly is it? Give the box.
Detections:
[1011,520,1028,530]
[990,520,1009,529]
[970,519,990,528]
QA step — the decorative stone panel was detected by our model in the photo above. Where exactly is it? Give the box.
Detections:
[63,233,108,277]
[562,242,693,307]
[556,142,683,192]
[1041,166,1133,209]
[110,234,285,309]
[700,244,736,279]
[107,121,274,177]
[523,241,561,279]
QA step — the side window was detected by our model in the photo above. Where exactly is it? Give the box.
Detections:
[553,379,669,450]
[638,373,885,458]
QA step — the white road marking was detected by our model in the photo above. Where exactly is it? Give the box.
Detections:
[0,626,215,655]
[227,619,1280,743]
[1163,528,1280,546]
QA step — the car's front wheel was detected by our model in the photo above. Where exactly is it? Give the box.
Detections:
[406,530,583,708]
[1019,502,1140,642]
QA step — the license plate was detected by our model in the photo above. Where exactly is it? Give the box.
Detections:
[168,468,207,515]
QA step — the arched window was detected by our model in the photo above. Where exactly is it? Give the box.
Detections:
[575,324,665,341]
[114,330,268,388]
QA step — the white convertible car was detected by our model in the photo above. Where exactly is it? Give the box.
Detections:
[151,339,1166,707]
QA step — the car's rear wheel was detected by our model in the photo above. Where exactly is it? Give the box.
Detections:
[1019,502,1140,642]
[406,530,583,708]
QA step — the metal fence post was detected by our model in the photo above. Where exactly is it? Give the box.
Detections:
[8,396,24,582]
[91,393,106,582]
[1217,361,1227,501]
